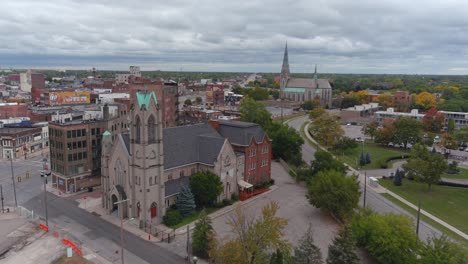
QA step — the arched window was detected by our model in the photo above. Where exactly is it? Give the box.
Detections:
[135,115,141,143]
[148,115,156,143]
[115,159,124,186]
[149,177,153,186]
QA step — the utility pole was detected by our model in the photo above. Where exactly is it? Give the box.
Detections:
[43,158,48,227]
[186,225,191,261]
[114,198,130,264]
[416,199,421,237]
[363,172,367,208]
[1,184,4,213]
[9,154,17,208]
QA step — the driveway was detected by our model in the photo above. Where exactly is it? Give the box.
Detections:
[287,115,316,164]
[211,162,338,256]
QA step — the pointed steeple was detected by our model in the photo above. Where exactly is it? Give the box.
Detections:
[313,64,318,80]
[281,42,290,76]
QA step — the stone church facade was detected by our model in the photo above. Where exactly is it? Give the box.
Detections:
[280,43,333,108]
[101,91,238,227]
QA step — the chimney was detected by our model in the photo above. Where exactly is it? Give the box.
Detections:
[103,104,110,120]
[209,120,220,131]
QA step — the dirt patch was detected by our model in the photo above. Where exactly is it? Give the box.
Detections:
[52,255,90,264]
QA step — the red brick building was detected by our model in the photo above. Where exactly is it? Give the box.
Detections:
[210,120,272,186]
[0,103,29,119]
[129,77,178,127]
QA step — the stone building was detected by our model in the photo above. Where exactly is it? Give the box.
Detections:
[280,43,332,107]
[101,91,238,227]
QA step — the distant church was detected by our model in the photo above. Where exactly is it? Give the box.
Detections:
[280,43,332,107]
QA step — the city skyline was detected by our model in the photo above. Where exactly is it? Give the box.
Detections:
[1,0,468,74]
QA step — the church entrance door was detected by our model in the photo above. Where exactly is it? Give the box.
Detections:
[150,202,157,218]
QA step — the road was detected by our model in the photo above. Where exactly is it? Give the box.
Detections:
[288,115,442,241]
[0,155,49,207]
[287,115,316,164]
[23,192,185,264]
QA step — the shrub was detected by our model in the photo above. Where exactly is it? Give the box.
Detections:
[163,209,182,227]
[231,193,239,202]
[269,179,275,185]
[222,199,233,206]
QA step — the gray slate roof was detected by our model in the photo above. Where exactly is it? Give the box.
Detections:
[217,120,267,146]
[163,123,225,169]
[286,78,331,89]
[165,176,190,197]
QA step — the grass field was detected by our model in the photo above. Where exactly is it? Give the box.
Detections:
[381,193,468,251]
[170,207,220,229]
[380,179,468,234]
[443,167,468,180]
[334,142,408,170]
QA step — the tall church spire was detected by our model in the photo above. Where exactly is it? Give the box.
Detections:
[281,42,290,76]
[313,64,318,80]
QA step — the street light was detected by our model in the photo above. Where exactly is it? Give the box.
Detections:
[193,256,198,264]
[43,158,49,227]
[114,198,130,264]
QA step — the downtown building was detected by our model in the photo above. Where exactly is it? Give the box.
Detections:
[48,103,129,193]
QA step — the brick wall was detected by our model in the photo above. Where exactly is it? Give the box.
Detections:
[0,104,28,119]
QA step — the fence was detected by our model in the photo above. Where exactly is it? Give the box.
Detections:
[239,187,270,201]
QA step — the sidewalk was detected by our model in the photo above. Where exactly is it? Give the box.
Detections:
[303,122,468,241]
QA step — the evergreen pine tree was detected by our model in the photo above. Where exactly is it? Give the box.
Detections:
[326,227,360,264]
[192,211,214,259]
[393,169,402,186]
[365,153,371,164]
[176,185,196,217]
[359,152,366,166]
[293,226,323,264]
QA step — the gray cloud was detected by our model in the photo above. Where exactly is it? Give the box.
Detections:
[1,0,468,74]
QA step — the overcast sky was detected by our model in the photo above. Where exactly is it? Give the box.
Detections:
[1,0,468,74]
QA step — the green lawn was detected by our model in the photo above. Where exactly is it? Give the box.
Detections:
[443,168,468,180]
[381,193,468,251]
[380,179,468,234]
[170,207,220,229]
[334,142,408,170]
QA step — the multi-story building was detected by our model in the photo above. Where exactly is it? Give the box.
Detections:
[374,108,424,124]
[0,127,44,159]
[439,111,468,130]
[0,103,29,119]
[48,104,128,193]
[210,120,272,186]
[129,78,178,127]
[20,70,45,93]
[340,103,380,125]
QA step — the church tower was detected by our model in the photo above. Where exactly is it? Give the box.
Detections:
[130,90,165,226]
[280,42,290,98]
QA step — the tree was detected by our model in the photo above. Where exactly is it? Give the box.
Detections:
[422,108,444,132]
[374,123,395,145]
[192,211,215,259]
[441,132,457,150]
[269,249,292,264]
[402,144,447,191]
[359,152,366,166]
[376,94,394,109]
[418,235,467,264]
[362,121,379,141]
[340,97,360,108]
[190,171,223,207]
[355,90,371,104]
[454,127,468,144]
[365,153,371,164]
[176,185,196,217]
[195,97,203,105]
[293,226,323,264]
[248,85,269,101]
[393,169,402,186]
[309,112,344,147]
[415,91,437,110]
[326,227,360,264]
[184,98,192,106]
[307,170,361,221]
[448,118,455,134]
[310,150,346,177]
[393,117,422,148]
[309,108,326,119]
[267,122,304,166]
[210,202,290,264]
[351,209,419,264]
[303,100,320,110]
[332,137,358,152]
[239,96,272,129]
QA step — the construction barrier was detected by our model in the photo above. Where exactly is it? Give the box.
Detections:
[39,224,49,232]
[62,238,83,256]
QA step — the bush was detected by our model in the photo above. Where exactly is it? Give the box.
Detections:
[163,209,182,227]
[269,179,275,185]
[213,201,224,208]
[222,199,233,206]
[231,193,239,202]
[378,159,388,169]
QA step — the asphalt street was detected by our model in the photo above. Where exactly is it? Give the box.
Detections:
[288,115,442,241]
[0,155,49,207]
[23,192,185,264]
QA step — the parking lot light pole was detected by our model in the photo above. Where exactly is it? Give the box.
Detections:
[114,199,130,264]
[43,158,49,227]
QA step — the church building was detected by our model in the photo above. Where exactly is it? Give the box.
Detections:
[101,90,239,228]
[280,43,333,107]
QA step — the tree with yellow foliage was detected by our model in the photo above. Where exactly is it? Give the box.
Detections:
[209,202,290,264]
[415,92,437,110]
[355,90,371,104]
[376,94,394,109]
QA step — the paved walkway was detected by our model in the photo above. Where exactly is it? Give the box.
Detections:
[303,122,468,241]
